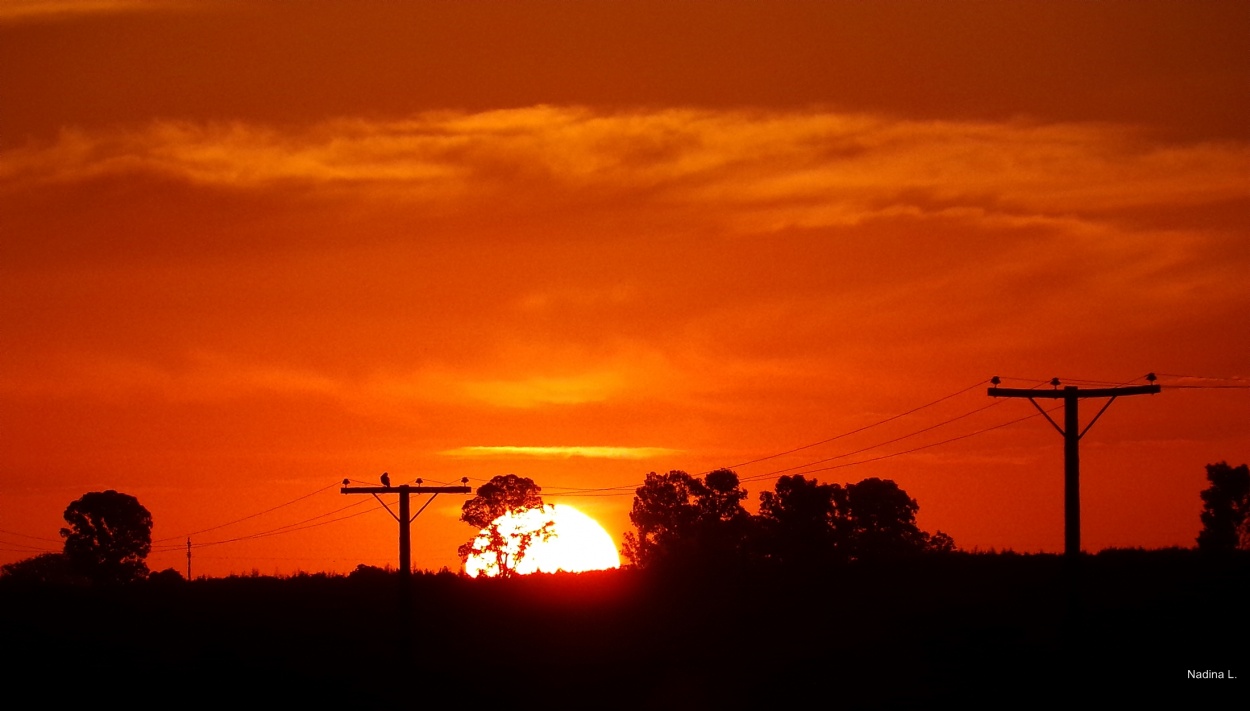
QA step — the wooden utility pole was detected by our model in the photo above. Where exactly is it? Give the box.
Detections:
[341,476,472,576]
[988,377,1160,559]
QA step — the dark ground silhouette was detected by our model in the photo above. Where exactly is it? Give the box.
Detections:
[2,550,1244,707]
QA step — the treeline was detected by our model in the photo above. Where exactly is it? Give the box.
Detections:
[623,469,954,570]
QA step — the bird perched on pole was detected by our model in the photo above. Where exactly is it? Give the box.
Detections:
[381,472,391,488]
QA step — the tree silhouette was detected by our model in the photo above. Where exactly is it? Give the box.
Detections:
[695,469,753,562]
[1197,461,1250,552]
[843,477,930,559]
[622,469,750,568]
[757,475,953,563]
[0,552,81,584]
[461,508,556,578]
[460,474,545,529]
[60,490,153,583]
[458,474,551,576]
[757,475,848,565]
[625,470,953,568]
[622,470,700,567]
[925,530,957,553]
[147,567,185,584]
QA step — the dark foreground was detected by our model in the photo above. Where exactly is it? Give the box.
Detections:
[2,550,1244,707]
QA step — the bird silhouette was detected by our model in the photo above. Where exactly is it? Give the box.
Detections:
[381,472,391,488]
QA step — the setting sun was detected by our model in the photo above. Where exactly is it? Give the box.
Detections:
[464,504,621,577]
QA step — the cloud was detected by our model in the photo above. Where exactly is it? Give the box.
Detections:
[4,108,1246,235]
[0,0,178,23]
[441,446,679,460]
[4,106,1247,444]
[460,372,625,408]
[0,352,344,402]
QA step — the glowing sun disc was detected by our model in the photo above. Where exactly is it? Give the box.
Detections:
[464,504,621,577]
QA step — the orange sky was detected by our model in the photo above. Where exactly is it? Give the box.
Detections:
[2,1,1248,577]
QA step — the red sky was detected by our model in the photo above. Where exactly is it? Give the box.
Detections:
[2,0,1248,576]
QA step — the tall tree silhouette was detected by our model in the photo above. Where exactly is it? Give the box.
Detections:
[60,490,153,584]
[460,474,544,530]
[843,477,930,559]
[458,474,551,576]
[623,469,750,568]
[757,475,953,563]
[1197,461,1250,552]
[757,475,848,565]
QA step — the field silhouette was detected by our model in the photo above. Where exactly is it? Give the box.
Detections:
[3,550,1244,706]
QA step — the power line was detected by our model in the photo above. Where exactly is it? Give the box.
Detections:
[775,405,1062,480]
[0,528,62,543]
[1162,384,1250,389]
[454,381,997,498]
[201,505,382,546]
[153,481,342,543]
[721,379,990,471]
[738,399,1007,484]
[730,379,1057,486]
[160,492,385,549]
[1157,372,1249,382]
[461,380,1052,498]
[0,542,59,554]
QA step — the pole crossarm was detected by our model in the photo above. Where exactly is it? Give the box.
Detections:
[987,385,1160,399]
[341,482,473,576]
[986,380,1160,559]
[341,486,472,495]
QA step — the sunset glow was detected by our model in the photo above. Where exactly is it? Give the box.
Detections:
[463,505,622,577]
[1,1,1247,578]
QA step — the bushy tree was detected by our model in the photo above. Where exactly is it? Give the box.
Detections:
[925,530,957,553]
[624,469,954,569]
[461,508,556,578]
[843,477,929,559]
[621,470,701,567]
[60,490,153,583]
[622,469,750,568]
[757,475,951,563]
[0,552,82,585]
[458,474,550,576]
[147,567,185,584]
[1197,461,1250,552]
[460,474,545,530]
[757,475,848,565]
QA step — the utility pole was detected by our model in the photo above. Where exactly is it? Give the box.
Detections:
[186,537,192,580]
[988,376,1159,559]
[341,475,472,576]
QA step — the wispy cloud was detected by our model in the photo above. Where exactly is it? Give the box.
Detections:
[460,372,625,408]
[441,446,679,460]
[5,108,1246,233]
[0,0,178,23]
